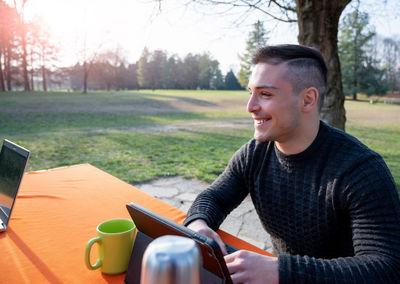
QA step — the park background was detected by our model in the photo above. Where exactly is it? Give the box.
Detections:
[0,0,399,193]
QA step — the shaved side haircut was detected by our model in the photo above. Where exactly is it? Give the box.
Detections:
[252,44,328,111]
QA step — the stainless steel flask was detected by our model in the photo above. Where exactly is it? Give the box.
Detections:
[140,235,201,284]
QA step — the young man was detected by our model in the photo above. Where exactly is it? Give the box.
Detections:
[184,44,400,283]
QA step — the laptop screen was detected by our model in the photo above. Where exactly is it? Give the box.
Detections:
[0,140,30,229]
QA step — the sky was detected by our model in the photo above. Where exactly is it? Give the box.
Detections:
[13,0,400,74]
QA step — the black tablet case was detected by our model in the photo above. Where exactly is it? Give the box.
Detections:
[125,203,235,284]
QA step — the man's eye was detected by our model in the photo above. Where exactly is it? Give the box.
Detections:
[261,92,272,97]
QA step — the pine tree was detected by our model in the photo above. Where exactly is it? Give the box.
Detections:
[338,10,377,99]
[237,21,269,88]
[224,70,242,90]
[209,60,224,90]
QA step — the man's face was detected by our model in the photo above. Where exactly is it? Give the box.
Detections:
[247,63,303,143]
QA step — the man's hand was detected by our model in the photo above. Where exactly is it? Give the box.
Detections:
[186,219,228,255]
[224,250,279,284]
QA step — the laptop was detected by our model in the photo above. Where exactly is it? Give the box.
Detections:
[0,140,30,232]
[125,202,238,284]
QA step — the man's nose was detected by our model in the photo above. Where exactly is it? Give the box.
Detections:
[247,94,260,113]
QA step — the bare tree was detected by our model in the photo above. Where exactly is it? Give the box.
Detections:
[0,1,19,91]
[38,24,59,91]
[0,1,16,91]
[82,31,90,94]
[13,0,30,91]
[80,30,104,94]
[382,38,399,94]
[76,6,104,94]
[88,47,127,90]
[0,49,4,91]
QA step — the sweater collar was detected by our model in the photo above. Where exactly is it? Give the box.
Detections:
[274,120,329,163]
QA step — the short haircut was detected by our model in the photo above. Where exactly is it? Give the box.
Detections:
[252,44,327,111]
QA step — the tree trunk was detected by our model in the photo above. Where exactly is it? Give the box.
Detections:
[0,49,5,92]
[6,45,12,91]
[42,65,47,91]
[29,51,34,91]
[22,39,30,91]
[83,60,88,94]
[30,68,34,91]
[296,0,350,131]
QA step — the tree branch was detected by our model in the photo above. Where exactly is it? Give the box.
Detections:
[187,0,297,23]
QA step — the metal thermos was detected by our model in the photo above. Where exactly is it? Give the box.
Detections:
[140,235,201,284]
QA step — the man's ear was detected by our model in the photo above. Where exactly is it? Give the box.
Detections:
[301,87,319,113]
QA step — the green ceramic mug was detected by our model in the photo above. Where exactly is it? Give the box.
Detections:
[85,219,136,275]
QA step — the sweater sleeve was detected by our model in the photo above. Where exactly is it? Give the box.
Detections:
[278,155,400,283]
[184,143,250,230]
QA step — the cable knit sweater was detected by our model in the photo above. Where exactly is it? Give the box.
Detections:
[184,121,400,283]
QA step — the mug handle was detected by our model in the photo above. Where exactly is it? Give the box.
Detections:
[85,236,102,270]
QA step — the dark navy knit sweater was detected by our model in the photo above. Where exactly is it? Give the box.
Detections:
[184,121,400,283]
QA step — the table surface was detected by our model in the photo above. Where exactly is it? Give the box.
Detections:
[0,164,273,283]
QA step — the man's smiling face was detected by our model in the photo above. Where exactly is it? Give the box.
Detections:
[247,62,303,144]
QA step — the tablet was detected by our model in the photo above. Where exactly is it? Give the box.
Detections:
[125,202,236,284]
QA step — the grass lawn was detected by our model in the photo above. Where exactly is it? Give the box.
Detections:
[0,90,399,191]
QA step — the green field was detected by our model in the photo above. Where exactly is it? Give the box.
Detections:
[1,90,399,191]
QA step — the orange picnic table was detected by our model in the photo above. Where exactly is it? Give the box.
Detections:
[0,164,273,283]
